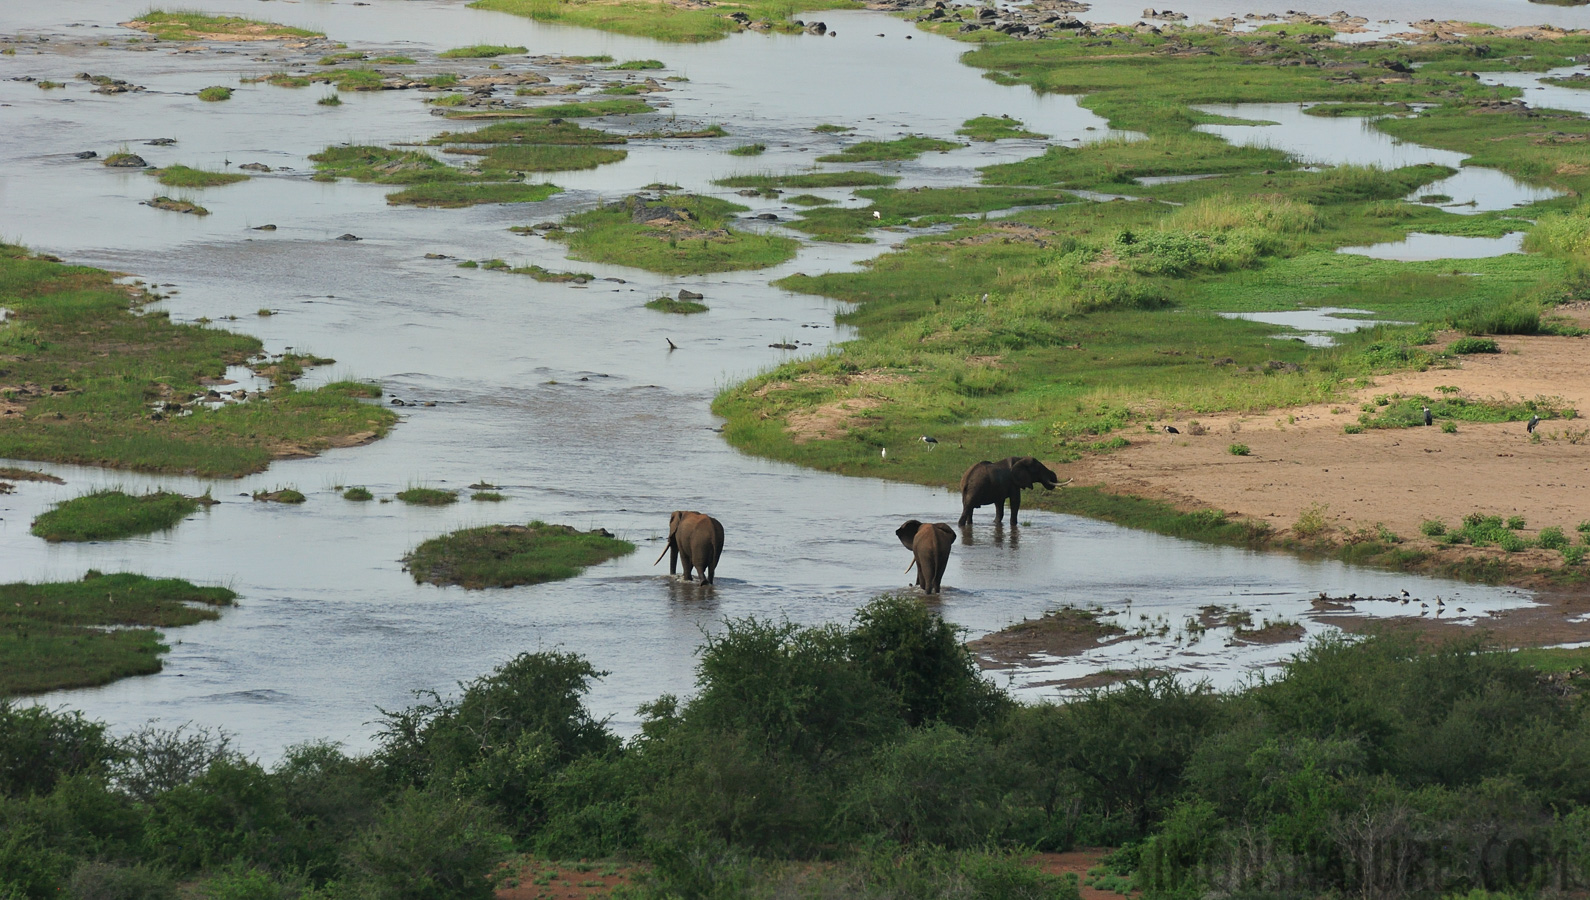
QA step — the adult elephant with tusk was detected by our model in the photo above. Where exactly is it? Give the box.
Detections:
[896,519,956,595]
[653,510,725,584]
[957,456,1068,526]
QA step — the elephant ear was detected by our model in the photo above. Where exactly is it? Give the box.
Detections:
[896,520,923,550]
[933,523,957,545]
[668,510,684,540]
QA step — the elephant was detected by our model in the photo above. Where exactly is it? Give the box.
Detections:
[652,510,724,584]
[958,456,1065,526]
[896,520,956,595]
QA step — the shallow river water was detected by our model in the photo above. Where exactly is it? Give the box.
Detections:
[0,0,1572,759]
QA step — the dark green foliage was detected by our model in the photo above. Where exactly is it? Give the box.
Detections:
[1449,336,1500,354]
[846,594,1007,729]
[0,702,117,798]
[344,788,510,900]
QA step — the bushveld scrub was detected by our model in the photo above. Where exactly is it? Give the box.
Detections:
[439,44,527,58]
[547,194,799,275]
[0,245,394,476]
[7,605,1590,895]
[124,11,322,40]
[149,165,248,188]
[31,490,200,542]
[0,572,235,693]
[402,522,634,588]
[468,0,859,42]
[817,135,964,163]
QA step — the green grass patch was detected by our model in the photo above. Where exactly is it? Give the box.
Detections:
[813,123,853,133]
[372,55,416,64]
[324,67,386,92]
[396,487,458,506]
[646,297,708,314]
[385,182,562,208]
[715,172,899,190]
[788,186,1074,242]
[31,490,202,542]
[319,51,367,65]
[197,86,232,102]
[252,488,306,504]
[443,98,651,119]
[728,143,767,157]
[431,120,626,146]
[956,115,1046,141]
[467,0,859,42]
[402,521,634,588]
[146,196,209,216]
[786,194,836,207]
[471,491,506,501]
[149,165,248,188]
[439,44,527,58]
[0,245,395,476]
[343,486,373,501]
[0,572,236,694]
[245,71,312,88]
[126,10,321,41]
[1357,393,1572,430]
[548,194,799,275]
[816,136,963,163]
[609,59,665,69]
[474,144,628,173]
[318,93,342,106]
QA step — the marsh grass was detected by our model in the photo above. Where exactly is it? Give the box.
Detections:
[396,486,458,506]
[31,490,201,542]
[728,143,767,157]
[253,488,306,504]
[318,93,342,106]
[431,120,626,146]
[127,10,321,40]
[245,71,311,88]
[471,491,505,501]
[476,144,628,173]
[817,136,963,163]
[467,0,857,42]
[956,115,1045,141]
[0,245,394,476]
[439,44,527,58]
[385,182,561,208]
[549,194,799,275]
[150,165,248,188]
[343,486,373,501]
[715,172,899,190]
[786,194,836,207]
[646,297,708,314]
[196,86,232,102]
[813,124,854,133]
[0,572,235,694]
[402,521,634,588]
[610,59,665,69]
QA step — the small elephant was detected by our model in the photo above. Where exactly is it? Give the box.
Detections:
[958,456,1064,526]
[652,510,725,584]
[896,520,956,595]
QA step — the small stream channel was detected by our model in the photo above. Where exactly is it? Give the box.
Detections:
[0,0,1570,760]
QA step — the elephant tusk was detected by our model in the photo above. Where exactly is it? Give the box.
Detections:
[905,558,917,575]
[652,544,670,566]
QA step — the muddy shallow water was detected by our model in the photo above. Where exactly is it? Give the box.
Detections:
[0,1,1561,759]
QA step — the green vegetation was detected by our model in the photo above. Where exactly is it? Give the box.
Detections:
[789,186,1075,242]
[7,602,1590,896]
[385,182,561,208]
[728,143,767,157]
[196,86,233,102]
[610,58,665,69]
[245,71,312,88]
[646,297,708,314]
[471,491,505,501]
[1357,392,1571,430]
[1448,336,1500,354]
[0,245,394,476]
[443,98,651,119]
[149,165,248,188]
[30,490,201,542]
[468,0,859,42]
[474,143,628,173]
[396,487,457,506]
[36,80,64,90]
[403,521,634,588]
[317,93,341,106]
[319,51,366,65]
[715,171,899,190]
[343,486,373,501]
[1,573,235,694]
[126,10,322,41]
[814,123,854,133]
[548,194,800,275]
[322,66,386,92]
[252,488,306,504]
[956,115,1046,141]
[787,193,836,207]
[1228,442,1249,456]
[816,135,963,163]
[432,119,626,146]
[439,44,527,58]
[101,151,145,168]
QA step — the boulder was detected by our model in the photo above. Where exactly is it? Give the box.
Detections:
[678,289,704,300]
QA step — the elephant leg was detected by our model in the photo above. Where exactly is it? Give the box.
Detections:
[958,504,972,527]
[1009,492,1022,526]
[680,551,695,581]
[994,498,1006,524]
[668,543,679,575]
[703,557,715,585]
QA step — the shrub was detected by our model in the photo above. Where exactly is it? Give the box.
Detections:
[1565,545,1587,565]
[1228,443,1250,456]
[1449,336,1500,354]
[846,594,1006,730]
[1507,516,1526,531]
[1441,421,1457,434]
[344,788,510,900]
[1343,424,1364,434]
[197,86,232,102]
[1292,503,1329,538]
[1498,531,1527,553]
[0,701,117,798]
[1420,519,1447,537]
[67,861,175,900]
[113,723,236,801]
[846,724,1002,847]
[1538,526,1569,551]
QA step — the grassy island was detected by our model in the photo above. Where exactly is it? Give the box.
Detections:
[546,194,800,274]
[31,490,202,542]
[403,521,635,588]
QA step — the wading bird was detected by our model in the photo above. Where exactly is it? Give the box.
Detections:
[1423,406,1433,426]
[872,210,881,220]
[1528,415,1540,433]
[920,435,938,450]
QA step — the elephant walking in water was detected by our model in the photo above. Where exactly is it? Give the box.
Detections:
[958,456,1064,526]
[653,510,725,584]
[896,520,956,595]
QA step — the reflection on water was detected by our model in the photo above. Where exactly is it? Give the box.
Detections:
[1217,307,1405,347]
[1338,231,1526,262]
[0,0,1551,760]
[1193,103,1562,213]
